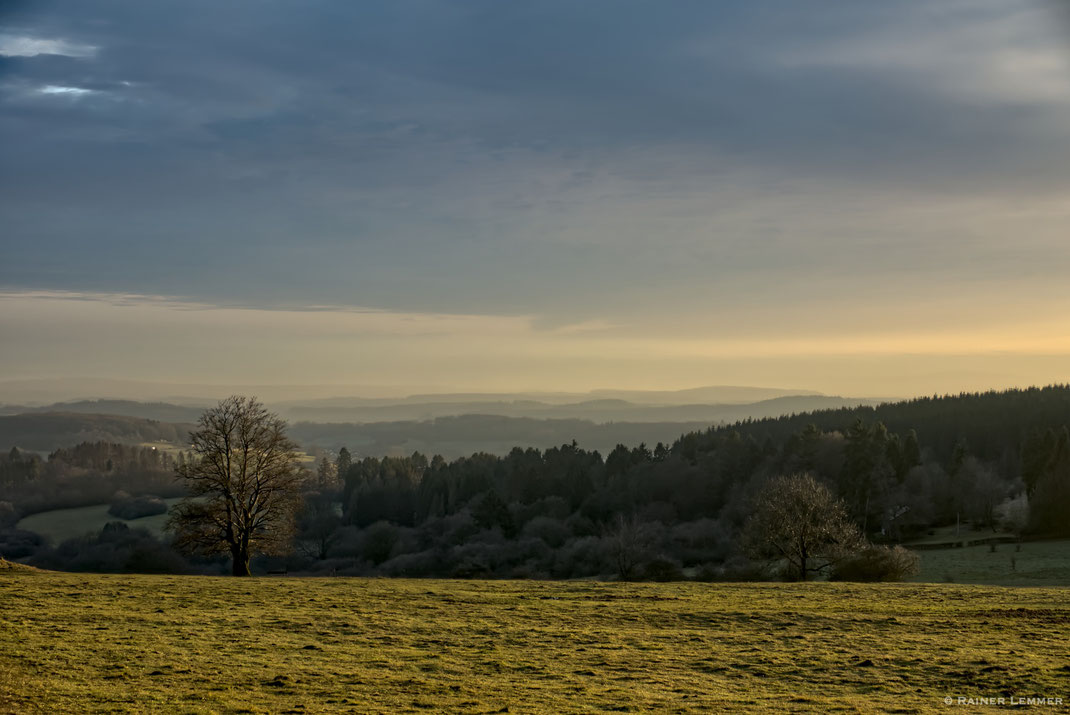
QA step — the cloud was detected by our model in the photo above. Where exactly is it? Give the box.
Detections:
[1,0,1070,397]
[37,84,98,96]
[776,0,1070,106]
[0,33,97,58]
[3,290,1070,397]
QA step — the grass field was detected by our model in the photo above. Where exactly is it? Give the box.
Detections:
[15,498,185,544]
[912,539,1070,587]
[1,565,1067,713]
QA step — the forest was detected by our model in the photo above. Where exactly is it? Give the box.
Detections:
[0,412,194,452]
[2,385,1069,579]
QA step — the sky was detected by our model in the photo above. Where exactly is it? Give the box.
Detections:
[3,0,1070,400]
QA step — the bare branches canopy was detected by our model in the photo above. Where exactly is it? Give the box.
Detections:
[168,396,303,576]
[744,473,863,581]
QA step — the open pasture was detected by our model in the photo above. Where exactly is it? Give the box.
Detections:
[1,567,1067,713]
[911,539,1070,587]
[15,498,185,544]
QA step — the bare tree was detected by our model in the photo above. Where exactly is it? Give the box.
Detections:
[744,473,863,581]
[606,513,649,580]
[296,493,342,561]
[960,457,1009,532]
[168,396,304,576]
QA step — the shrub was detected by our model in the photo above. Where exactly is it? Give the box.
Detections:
[122,541,189,574]
[689,562,723,582]
[0,501,17,529]
[564,513,598,537]
[30,523,187,574]
[508,559,549,580]
[472,491,516,538]
[442,511,480,546]
[108,493,167,520]
[360,521,400,565]
[512,496,571,527]
[715,555,776,582]
[0,529,43,560]
[327,525,363,558]
[830,545,920,582]
[521,516,570,548]
[670,518,731,565]
[641,555,684,582]
[551,536,610,579]
[304,557,372,577]
[638,501,677,525]
[380,549,447,577]
[450,543,495,578]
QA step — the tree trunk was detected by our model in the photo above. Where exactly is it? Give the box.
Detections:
[861,493,870,536]
[231,547,251,576]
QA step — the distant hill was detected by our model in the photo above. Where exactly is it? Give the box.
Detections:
[278,394,878,424]
[585,385,825,404]
[288,415,719,459]
[272,384,828,409]
[0,410,718,458]
[0,379,835,406]
[0,400,207,423]
[0,394,883,427]
[0,413,194,452]
[0,392,883,457]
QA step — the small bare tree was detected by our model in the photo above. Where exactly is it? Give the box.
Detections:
[744,473,864,581]
[168,396,304,576]
[296,493,342,561]
[606,513,649,580]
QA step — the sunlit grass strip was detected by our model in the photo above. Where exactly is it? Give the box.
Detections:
[1,571,1067,713]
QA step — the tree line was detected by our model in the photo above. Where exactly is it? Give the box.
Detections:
[5,386,1070,579]
[0,442,183,566]
[1,442,180,517]
[173,389,1070,579]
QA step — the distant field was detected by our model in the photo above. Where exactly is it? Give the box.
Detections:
[910,539,1070,587]
[138,441,188,456]
[1,568,1067,713]
[906,525,1010,547]
[16,499,185,544]
[142,440,318,464]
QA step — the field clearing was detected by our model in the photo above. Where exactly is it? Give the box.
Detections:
[905,526,1012,547]
[1,568,1067,713]
[139,441,188,456]
[911,540,1070,587]
[15,498,185,544]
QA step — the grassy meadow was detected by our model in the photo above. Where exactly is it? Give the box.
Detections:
[15,498,185,544]
[1,563,1068,713]
[912,540,1070,587]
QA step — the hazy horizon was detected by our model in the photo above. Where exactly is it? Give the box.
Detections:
[2,371,1065,409]
[4,1,1070,398]
[0,375,841,406]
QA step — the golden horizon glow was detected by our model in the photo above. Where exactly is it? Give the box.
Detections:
[2,290,1069,401]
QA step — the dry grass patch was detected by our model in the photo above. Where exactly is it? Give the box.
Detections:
[0,571,1067,713]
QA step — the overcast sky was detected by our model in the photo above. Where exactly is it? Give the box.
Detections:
[3,0,1070,399]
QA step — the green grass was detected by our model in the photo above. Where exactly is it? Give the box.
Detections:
[905,525,1011,547]
[1,568,1067,713]
[911,539,1070,586]
[15,498,185,544]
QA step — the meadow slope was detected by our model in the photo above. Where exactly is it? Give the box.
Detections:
[0,568,1067,713]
